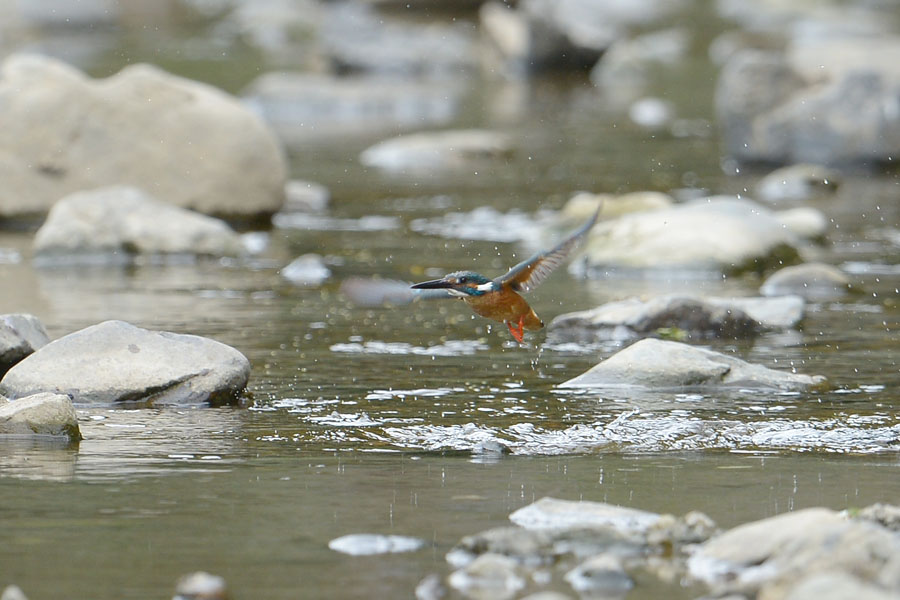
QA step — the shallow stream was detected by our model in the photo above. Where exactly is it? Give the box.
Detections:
[1,5,899,598]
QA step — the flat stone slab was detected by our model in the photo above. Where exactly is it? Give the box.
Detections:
[0,320,250,405]
[0,392,81,441]
[559,338,826,390]
[510,497,661,533]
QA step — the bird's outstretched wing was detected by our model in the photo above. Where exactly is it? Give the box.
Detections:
[340,277,451,306]
[496,205,600,293]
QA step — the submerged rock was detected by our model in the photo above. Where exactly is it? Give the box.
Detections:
[559,338,826,390]
[760,262,855,300]
[33,186,243,264]
[578,197,800,275]
[0,586,29,600]
[562,190,673,221]
[0,314,51,376]
[360,129,513,173]
[0,53,286,222]
[0,392,81,441]
[0,320,250,406]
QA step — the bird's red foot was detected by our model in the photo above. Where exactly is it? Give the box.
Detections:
[506,317,525,344]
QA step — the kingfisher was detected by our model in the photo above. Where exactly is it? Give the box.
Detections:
[410,206,600,343]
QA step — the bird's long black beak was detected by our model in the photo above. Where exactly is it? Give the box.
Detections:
[410,278,452,290]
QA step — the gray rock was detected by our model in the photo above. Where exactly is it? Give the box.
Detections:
[0,314,50,375]
[0,54,286,223]
[547,295,800,343]
[714,50,806,162]
[0,320,250,405]
[756,164,841,203]
[760,263,854,300]
[360,130,513,173]
[243,72,460,145]
[688,507,900,599]
[547,296,763,343]
[280,254,331,287]
[753,70,900,166]
[510,497,661,534]
[591,28,690,93]
[716,38,900,166]
[33,186,243,264]
[0,392,81,441]
[319,2,476,77]
[447,553,525,600]
[646,511,718,547]
[854,504,900,533]
[173,571,227,600]
[448,525,644,568]
[560,338,826,390]
[578,197,801,274]
[564,554,633,595]
[519,593,572,600]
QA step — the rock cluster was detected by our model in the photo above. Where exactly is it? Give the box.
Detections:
[427,497,900,600]
[0,316,250,442]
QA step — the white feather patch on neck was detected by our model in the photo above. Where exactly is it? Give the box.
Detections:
[475,282,494,292]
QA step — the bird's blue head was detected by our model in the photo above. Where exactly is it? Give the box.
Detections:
[410,270,496,297]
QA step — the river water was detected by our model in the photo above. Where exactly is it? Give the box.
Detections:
[1,6,899,599]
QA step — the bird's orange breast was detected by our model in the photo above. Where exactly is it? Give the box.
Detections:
[464,288,543,330]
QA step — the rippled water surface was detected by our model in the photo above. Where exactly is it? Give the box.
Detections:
[1,5,899,599]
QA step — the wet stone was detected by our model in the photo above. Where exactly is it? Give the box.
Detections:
[0,392,81,441]
[546,295,801,343]
[510,497,661,534]
[328,534,424,556]
[0,320,250,406]
[564,554,633,595]
[559,338,826,390]
[447,553,526,600]
[688,507,900,599]
[33,186,243,264]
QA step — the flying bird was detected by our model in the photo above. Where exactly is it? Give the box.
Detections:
[410,206,599,343]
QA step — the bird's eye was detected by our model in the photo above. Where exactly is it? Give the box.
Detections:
[458,276,468,284]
